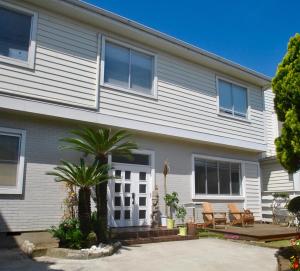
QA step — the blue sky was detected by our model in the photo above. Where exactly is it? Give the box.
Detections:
[84,0,299,77]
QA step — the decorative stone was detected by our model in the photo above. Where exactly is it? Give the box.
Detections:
[21,240,36,257]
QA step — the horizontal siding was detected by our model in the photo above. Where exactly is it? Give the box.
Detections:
[0,8,98,108]
[244,163,262,220]
[261,160,294,192]
[100,53,265,145]
[264,89,278,156]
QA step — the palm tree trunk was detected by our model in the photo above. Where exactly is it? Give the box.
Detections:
[78,187,91,237]
[96,156,108,242]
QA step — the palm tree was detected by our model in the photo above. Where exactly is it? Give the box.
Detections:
[61,127,138,241]
[47,159,111,237]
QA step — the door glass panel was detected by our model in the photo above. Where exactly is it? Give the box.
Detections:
[139,210,146,219]
[114,196,121,206]
[139,172,146,181]
[114,210,121,220]
[114,183,121,193]
[219,162,230,194]
[231,163,240,195]
[125,183,131,193]
[124,196,131,206]
[124,210,130,220]
[139,184,146,193]
[112,153,150,165]
[125,171,131,180]
[139,197,146,206]
[115,170,121,178]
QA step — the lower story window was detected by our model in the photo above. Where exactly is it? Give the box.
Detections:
[0,128,26,194]
[194,157,241,195]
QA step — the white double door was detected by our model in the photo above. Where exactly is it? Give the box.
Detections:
[108,163,152,227]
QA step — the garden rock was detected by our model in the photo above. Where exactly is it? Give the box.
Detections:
[21,240,36,257]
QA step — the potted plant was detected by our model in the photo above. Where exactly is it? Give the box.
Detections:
[176,206,187,236]
[164,192,179,229]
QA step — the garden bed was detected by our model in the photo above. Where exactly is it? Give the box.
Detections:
[276,246,299,271]
[32,242,122,260]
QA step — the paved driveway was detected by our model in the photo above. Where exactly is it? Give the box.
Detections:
[0,239,277,271]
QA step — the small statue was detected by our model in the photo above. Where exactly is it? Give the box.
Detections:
[151,185,160,228]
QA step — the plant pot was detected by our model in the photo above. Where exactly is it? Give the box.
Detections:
[161,215,167,227]
[178,226,187,236]
[167,218,175,229]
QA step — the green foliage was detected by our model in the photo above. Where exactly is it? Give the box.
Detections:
[176,206,187,223]
[288,196,300,214]
[47,159,111,188]
[60,127,138,242]
[49,218,83,249]
[164,192,179,219]
[47,159,112,238]
[86,231,97,247]
[273,192,290,199]
[272,33,300,173]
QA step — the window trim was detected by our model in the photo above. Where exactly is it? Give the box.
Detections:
[100,36,158,99]
[0,1,38,69]
[216,76,251,121]
[0,127,26,195]
[191,154,245,200]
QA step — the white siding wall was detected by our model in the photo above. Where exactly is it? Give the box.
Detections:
[244,163,262,220]
[0,112,262,232]
[100,53,265,145]
[0,2,99,108]
[0,1,266,149]
[264,89,278,156]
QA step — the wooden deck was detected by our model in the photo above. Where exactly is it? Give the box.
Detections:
[207,223,298,241]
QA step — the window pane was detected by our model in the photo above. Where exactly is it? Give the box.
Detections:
[207,160,218,194]
[233,85,247,117]
[114,183,121,193]
[0,7,32,61]
[139,172,146,181]
[125,183,131,193]
[139,210,146,219]
[0,135,20,187]
[104,42,129,88]
[195,159,206,194]
[112,154,150,166]
[219,162,230,194]
[114,196,121,206]
[139,184,146,194]
[231,163,240,195]
[219,80,232,112]
[130,50,153,93]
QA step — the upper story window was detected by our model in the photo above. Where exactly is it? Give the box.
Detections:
[0,3,37,69]
[0,128,26,194]
[194,157,241,196]
[101,38,157,97]
[218,79,248,119]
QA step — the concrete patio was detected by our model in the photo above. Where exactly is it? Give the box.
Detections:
[0,239,277,271]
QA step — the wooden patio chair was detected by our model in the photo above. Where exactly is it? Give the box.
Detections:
[202,202,227,229]
[228,203,255,227]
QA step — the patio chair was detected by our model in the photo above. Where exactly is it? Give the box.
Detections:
[228,203,255,227]
[202,202,227,229]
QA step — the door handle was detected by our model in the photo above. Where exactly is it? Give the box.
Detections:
[132,193,135,205]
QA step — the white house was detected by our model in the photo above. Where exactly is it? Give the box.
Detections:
[0,0,296,234]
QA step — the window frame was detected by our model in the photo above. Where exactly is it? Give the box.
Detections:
[0,1,38,69]
[191,154,245,200]
[100,36,158,99]
[0,127,26,195]
[216,76,250,121]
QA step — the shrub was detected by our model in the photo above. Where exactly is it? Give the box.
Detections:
[49,218,83,249]
[288,196,300,214]
[273,192,290,199]
[176,206,187,224]
[164,192,179,219]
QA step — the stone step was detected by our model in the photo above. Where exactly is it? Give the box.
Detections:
[120,235,198,246]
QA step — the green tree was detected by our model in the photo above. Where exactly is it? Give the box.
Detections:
[272,33,300,173]
[47,159,111,237]
[61,127,138,241]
